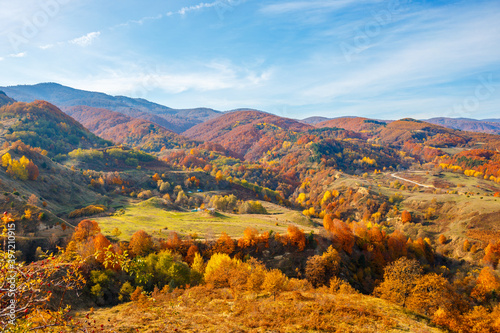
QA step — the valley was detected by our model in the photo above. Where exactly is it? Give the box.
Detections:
[0,90,499,332]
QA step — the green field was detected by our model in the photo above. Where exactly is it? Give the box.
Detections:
[94,198,319,240]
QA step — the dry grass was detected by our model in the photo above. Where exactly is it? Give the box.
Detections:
[83,287,444,333]
[93,199,318,241]
[466,230,500,246]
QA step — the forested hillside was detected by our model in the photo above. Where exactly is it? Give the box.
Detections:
[0,91,499,332]
[0,100,111,156]
[65,105,196,152]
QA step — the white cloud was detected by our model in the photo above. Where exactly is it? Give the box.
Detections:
[69,31,101,47]
[9,52,27,58]
[0,57,4,61]
[178,2,218,15]
[260,0,363,15]
[112,14,164,29]
[39,44,54,50]
[58,59,273,101]
[301,5,500,102]
[112,2,219,30]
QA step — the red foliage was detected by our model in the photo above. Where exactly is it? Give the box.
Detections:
[401,210,412,224]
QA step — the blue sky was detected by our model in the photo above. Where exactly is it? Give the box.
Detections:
[0,0,499,120]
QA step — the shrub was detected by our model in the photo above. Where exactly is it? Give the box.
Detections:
[68,204,107,218]
[119,282,135,302]
[238,200,267,214]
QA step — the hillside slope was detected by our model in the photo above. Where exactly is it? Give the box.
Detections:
[87,288,444,333]
[182,110,313,159]
[317,116,387,134]
[0,100,111,156]
[65,105,195,152]
[0,91,16,107]
[0,83,222,133]
[426,117,500,135]
[300,116,332,124]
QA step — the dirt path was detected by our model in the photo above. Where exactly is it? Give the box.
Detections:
[390,173,435,188]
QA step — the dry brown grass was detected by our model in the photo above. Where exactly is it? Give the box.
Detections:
[466,230,500,246]
[83,286,444,332]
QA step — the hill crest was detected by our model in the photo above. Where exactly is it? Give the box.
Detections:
[65,105,194,152]
[182,110,313,160]
[0,99,111,155]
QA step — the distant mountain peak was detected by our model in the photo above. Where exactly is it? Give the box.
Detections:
[0,83,222,133]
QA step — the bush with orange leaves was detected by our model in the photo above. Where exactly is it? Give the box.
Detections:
[238,227,259,248]
[433,304,500,332]
[323,215,354,254]
[483,241,500,269]
[211,232,235,255]
[438,234,447,245]
[72,219,101,243]
[387,229,408,260]
[470,267,500,303]
[401,210,412,223]
[285,225,306,251]
[129,230,155,257]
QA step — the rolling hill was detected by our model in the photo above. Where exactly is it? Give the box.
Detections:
[316,116,387,134]
[300,116,332,125]
[426,117,500,135]
[182,110,313,160]
[0,83,222,133]
[0,99,112,156]
[0,91,16,107]
[64,105,195,152]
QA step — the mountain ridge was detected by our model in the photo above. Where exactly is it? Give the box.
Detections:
[0,83,222,133]
[65,105,195,152]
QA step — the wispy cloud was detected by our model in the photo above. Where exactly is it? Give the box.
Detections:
[112,1,232,29]
[301,4,500,100]
[178,2,218,15]
[69,31,101,47]
[112,14,164,29]
[260,0,363,15]
[9,52,27,58]
[39,44,55,50]
[60,59,273,99]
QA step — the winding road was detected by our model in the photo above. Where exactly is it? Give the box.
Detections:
[389,173,435,188]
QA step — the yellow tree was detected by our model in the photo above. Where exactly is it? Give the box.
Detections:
[1,153,11,167]
[204,253,245,288]
[215,170,223,183]
[406,273,454,316]
[374,257,422,308]
[262,269,288,299]
[471,267,500,303]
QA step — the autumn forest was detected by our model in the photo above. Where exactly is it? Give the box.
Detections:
[0,87,500,332]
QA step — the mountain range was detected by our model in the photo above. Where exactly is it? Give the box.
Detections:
[0,83,221,133]
[1,83,499,136]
